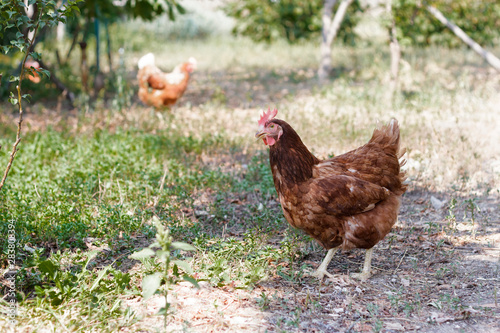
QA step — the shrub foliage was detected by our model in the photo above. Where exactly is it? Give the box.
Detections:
[394,0,500,47]
[224,0,362,44]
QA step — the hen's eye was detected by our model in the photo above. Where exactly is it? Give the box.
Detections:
[269,124,275,128]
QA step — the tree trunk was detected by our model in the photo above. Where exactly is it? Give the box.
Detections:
[318,0,338,81]
[56,21,65,41]
[426,5,500,72]
[318,0,354,81]
[105,19,113,70]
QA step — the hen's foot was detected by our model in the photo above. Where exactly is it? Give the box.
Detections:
[311,269,335,280]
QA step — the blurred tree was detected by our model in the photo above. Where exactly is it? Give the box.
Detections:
[224,0,362,45]
[393,0,500,47]
[384,0,400,96]
[318,0,356,80]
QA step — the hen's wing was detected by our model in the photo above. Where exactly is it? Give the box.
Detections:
[147,73,166,90]
[299,174,391,217]
[314,143,404,195]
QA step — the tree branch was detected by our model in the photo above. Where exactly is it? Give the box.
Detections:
[0,8,43,191]
[426,4,500,72]
[327,0,353,47]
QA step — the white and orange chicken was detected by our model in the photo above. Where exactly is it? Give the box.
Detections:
[137,53,196,108]
[255,108,407,280]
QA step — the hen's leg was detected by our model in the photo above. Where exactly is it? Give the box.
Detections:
[311,248,338,280]
[351,247,373,281]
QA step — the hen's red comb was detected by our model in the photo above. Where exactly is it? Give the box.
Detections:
[258,107,278,127]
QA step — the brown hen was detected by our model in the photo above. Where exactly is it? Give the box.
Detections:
[255,108,407,280]
[137,53,196,108]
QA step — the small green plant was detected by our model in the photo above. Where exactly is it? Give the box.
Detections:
[130,217,199,330]
[463,198,480,238]
[33,250,131,305]
[285,307,301,328]
[366,302,383,332]
[388,289,402,310]
[446,197,458,232]
[256,291,272,310]
[425,221,438,234]
[19,248,135,330]
[439,293,462,311]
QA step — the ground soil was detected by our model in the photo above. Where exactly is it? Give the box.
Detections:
[118,185,499,333]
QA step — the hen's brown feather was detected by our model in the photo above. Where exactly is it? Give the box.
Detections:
[137,62,193,108]
[267,119,406,251]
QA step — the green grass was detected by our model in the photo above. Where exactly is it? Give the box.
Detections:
[0,125,232,249]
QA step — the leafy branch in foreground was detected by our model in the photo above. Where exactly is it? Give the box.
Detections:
[0,0,81,192]
[130,217,199,331]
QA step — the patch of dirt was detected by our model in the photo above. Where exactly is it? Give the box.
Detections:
[119,188,499,332]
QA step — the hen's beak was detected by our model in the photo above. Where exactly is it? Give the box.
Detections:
[255,130,267,140]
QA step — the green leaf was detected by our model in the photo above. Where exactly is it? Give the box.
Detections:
[142,272,162,300]
[167,3,175,21]
[130,248,155,260]
[157,304,170,316]
[31,52,41,60]
[83,250,99,271]
[182,274,200,289]
[9,75,19,83]
[176,3,186,15]
[149,241,161,249]
[21,94,32,102]
[156,250,169,261]
[89,267,109,292]
[173,260,193,274]
[38,260,57,278]
[171,242,196,251]
[110,299,121,313]
[9,98,18,105]
[39,68,50,79]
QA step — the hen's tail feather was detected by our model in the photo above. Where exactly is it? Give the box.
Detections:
[370,118,402,153]
[371,119,408,194]
[138,53,155,69]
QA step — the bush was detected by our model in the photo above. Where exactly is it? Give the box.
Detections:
[224,0,363,45]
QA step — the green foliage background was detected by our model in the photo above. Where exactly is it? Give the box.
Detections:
[394,0,500,47]
[224,0,363,45]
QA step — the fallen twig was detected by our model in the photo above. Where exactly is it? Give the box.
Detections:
[393,249,408,274]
